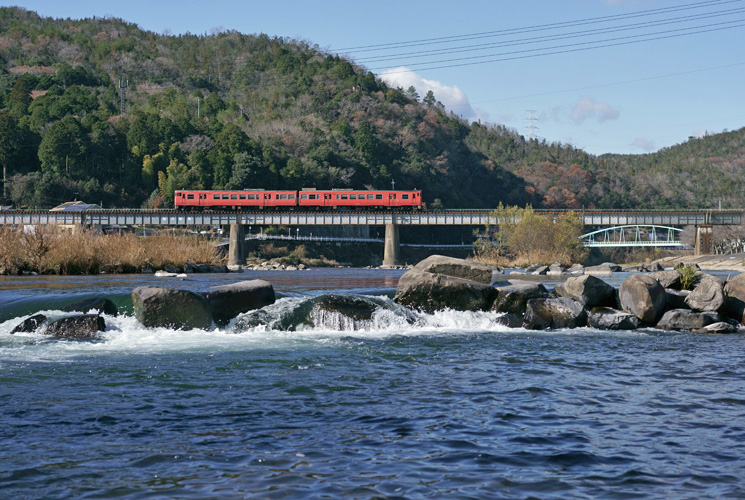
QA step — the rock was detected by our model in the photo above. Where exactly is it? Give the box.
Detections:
[204,280,276,327]
[209,265,229,273]
[724,272,745,324]
[554,275,616,308]
[163,265,181,274]
[588,307,640,330]
[523,297,587,330]
[491,281,550,316]
[568,263,584,275]
[665,289,690,310]
[656,309,721,331]
[10,314,47,334]
[619,274,667,324]
[649,270,682,290]
[394,269,497,313]
[45,314,106,338]
[684,275,725,312]
[495,313,524,328]
[696,322,739,334]
[531,265,549,276]
[132,286,212,330]
[412,255,494,284]
[312,294,379,322]
[546,263,566,276]
[584,264,614,276]
[62,298,118,316]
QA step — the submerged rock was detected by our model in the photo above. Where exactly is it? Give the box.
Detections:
[10,314,47,334]
[132,286,212,330]
[204,279,275,327]
[523,297,587,330]
[45,314,106,338]
[696,321,739,334]
[62,298,118,316]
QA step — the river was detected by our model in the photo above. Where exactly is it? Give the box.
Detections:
[1,268,744,499]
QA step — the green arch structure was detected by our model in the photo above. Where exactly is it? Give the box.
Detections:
[580,225,685,248]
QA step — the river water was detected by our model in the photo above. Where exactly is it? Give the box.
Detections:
[1,269,744,499]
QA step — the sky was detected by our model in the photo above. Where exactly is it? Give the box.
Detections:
[4,0,745,155]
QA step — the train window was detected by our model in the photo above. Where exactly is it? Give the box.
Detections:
[310,194,318,200]
[222,194,229,200]
[301,194,308,200]
[187,194,195,200]
[367,194,374,199]
[280,194,288,200]
[341,194,348,200]
[213,194,220,200]
[350,194,357,200]
[402,194,409,200]
[289,194,295,199]
[375,194,383,200]
[239,194,246,200]
[231,194,238,200]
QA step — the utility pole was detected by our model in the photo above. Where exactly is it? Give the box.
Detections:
[526,109,539,140]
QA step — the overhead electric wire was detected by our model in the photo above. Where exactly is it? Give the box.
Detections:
[356,7,745,64]
[374,21,745,73]
[334,0,742,53]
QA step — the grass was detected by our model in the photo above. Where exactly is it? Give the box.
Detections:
[0,226,223,275]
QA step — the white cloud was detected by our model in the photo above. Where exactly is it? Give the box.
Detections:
[380,66,484,121]
[571,96,620,124]
[631,137,656,152]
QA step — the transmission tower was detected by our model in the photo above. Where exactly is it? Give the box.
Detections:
[119,78,128,116]
[526,109,539,140]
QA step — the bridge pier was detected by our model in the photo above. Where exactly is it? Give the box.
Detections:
[382,223,400,267]
[227,223,245,267]
[695,225,713,256]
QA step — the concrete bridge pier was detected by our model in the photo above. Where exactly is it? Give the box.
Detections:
[382,223,400,267]
[227,223,245,267]
[695,224,713,256]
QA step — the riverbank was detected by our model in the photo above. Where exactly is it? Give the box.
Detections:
[653,252,745,272]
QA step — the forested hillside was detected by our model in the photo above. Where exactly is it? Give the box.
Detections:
[0,7,743,210]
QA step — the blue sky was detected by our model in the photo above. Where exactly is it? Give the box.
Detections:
[5,0,745,155]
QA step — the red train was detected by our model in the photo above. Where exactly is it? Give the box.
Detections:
[174,189,424,211]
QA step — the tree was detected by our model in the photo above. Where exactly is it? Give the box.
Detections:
[37,116,88,178]
[423,90,436,107]
[0,112,21,201]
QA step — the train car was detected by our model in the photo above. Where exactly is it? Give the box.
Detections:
[174,189,297,210]
[298,189,423,210]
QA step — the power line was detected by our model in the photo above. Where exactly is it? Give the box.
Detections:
[376,21,745,74]
[335,0,742,53]
[357,7,745,64]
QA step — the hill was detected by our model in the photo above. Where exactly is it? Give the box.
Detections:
[0,7,743,211]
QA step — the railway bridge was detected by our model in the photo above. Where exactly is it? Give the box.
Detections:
[0,208,742,266]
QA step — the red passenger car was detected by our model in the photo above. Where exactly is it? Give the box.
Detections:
[174,189,297,210]
[298,189,422,210]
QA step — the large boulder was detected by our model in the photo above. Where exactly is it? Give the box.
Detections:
[649,270,682,290]
[554,275,616,308]
[723,273,745,324]
[656,309,721,331]
[394,269,497,313]
[62,298,118,316]
[10,314,47,334]
[411,255,495,284]
[619,274,667,324]
[665,289,690,310]
[588,307,641,330]
[684,275,725,312]
[204,279,275,326]
[491,281,550,316]
[546,263,566,276]
[45,314,106,338]
[132,286,212,330]
[523,297,587,330]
